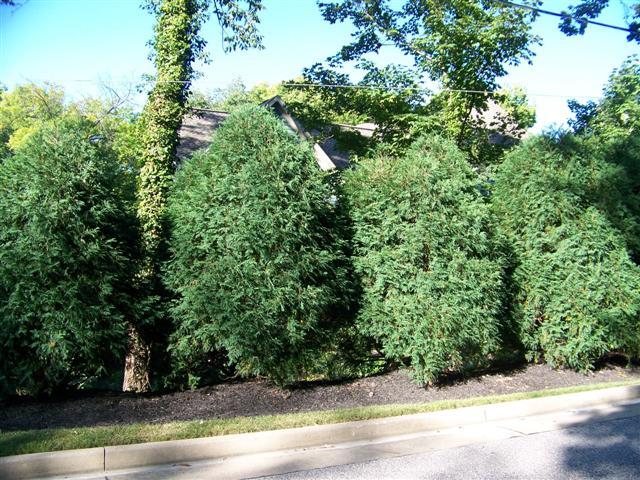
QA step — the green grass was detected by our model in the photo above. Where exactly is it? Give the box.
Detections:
[1,380,639,457]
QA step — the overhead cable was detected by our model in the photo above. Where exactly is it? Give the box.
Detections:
[11,78,602,99]
[281,82,601,99]
[491,0,634,34]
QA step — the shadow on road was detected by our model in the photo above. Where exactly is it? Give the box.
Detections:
[562,400,640,478]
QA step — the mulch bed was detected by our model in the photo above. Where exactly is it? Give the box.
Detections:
[1,363,638,432]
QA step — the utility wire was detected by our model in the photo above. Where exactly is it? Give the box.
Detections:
[492,0,635,34]
[13,78,602,99]
[281,82,602,99]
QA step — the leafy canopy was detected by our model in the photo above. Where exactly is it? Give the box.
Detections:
[318,0,539,97]
[0,83,65,154]
[317,1,539,163]
[567,56,640,263]
[569,55,640,142]
[559,1,639,42]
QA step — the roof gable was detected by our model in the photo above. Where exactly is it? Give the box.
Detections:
[177,97,347,171]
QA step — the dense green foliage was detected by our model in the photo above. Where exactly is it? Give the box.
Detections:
[559,1,639,42]
[404,86,536,166]
[194,68,535,167]
[188,78,278,111]
[166,107,351,386]
[344,136,506,384]
[318,0,539,156]
[187,63,427,158]
[282,62,427,156]
[492,137,640,371]
[319,0,539,91]
[569,56,640,142]
[0,118,137,395]
[0,83,65,156]
[568,55,640,260]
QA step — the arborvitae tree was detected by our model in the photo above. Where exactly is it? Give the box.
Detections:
[492,137,640,370]
[165,107,351,387]
[0,118,137,396]
[343,136,506,385]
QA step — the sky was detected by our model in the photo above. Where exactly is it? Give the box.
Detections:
[1,0,639,132]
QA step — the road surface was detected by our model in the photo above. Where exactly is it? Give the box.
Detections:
[261,414,640,479]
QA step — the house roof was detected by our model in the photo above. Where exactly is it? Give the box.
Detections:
[176,109,229,161]
[176,96,525,170]
[176,96,351,171]
[472,99,528,146]
[333,122,377,138]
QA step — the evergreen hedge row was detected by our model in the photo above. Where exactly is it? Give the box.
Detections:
[2,108,639,396]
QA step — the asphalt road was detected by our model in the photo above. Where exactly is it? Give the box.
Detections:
[260,414,640,480]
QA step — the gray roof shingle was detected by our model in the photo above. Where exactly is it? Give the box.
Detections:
[176,97,351,171]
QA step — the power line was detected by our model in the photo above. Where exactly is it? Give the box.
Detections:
[492,0,635,34]
[281,82,602,100]
[10,77,603,100]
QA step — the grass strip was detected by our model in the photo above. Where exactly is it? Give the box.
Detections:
[1,379,639,457]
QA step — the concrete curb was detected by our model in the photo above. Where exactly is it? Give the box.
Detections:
[1,384,639,479]
[0,448,104,480]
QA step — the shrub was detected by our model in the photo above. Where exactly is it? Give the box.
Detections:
[165,107,351,387]
[343,136,506,385]
[0,118,137,395]
[585,132,640,264]
[492,137,640,370]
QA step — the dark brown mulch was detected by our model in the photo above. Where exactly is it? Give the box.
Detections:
[1,363,638,432]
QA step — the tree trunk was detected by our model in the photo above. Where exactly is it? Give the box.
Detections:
[122,325,151,392]
[456,102,475,147]
[124,0,198,394]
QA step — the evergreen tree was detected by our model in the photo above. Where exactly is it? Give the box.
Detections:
[166,107,351,386]
[0,118,137,395]
[344,136,506,384]
[492,137,640,370]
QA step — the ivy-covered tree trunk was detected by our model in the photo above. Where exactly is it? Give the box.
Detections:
[123,0,263,392]
[124,0,203,392]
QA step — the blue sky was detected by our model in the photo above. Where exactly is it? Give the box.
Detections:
[1,0,638,131]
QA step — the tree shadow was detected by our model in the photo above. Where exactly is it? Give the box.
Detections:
[561,395,640,478]
[433,360,527,389]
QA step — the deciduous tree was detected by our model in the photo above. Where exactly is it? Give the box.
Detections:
[0,83,64,155]
[559,1,639,42]
[317,0,540,150]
